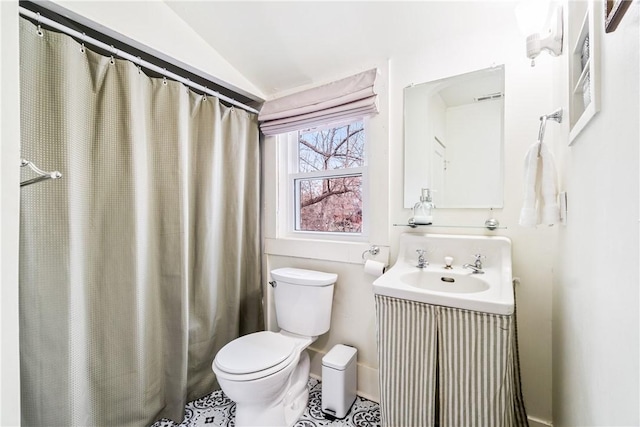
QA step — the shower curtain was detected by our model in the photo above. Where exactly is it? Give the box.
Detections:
[18,18,263,426]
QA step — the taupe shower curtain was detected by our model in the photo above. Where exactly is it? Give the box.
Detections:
[19,18,263,426]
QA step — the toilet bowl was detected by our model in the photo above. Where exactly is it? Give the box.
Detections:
[212,268,337,427]
[213,331,312,426]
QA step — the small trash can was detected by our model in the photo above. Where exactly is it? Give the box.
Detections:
[321,344,357,419]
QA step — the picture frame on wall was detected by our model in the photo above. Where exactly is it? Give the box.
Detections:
[605,0,632,33]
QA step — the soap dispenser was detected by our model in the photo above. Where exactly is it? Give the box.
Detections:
[410,188,434,225]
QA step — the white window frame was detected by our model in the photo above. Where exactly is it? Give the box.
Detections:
[277,118,370,241]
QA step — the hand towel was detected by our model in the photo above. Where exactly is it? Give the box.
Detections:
[519,143,540,227]
[519,142,560,227]
[539,143,560,224]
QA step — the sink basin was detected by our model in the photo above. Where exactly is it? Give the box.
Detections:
[373,233,514,315]
[401,270,490,293]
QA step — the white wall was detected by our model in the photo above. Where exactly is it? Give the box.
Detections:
[0,1,22,424]
[552,2,639,425]
[388,22,557,426]
[51,1,265,101]
[263,10,557,425]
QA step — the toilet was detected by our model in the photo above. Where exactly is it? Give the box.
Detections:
[212,267,337,426]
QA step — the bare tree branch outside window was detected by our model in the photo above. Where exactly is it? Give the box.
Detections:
[296,121,364,233]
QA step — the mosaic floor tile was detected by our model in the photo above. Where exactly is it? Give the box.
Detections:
[150,377,380,427]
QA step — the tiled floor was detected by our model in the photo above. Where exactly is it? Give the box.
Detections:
[150,378,380,427]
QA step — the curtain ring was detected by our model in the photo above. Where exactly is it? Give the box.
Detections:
[136,57,142,74]
[203,87,208,102]
[163,76,167,86]
[35,13,44,37]
[109,45,117,64]
[80,43,85,53]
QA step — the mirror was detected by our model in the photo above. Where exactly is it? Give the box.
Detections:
[403,65,505,209]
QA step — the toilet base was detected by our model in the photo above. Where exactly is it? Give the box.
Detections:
[234,351,311,427]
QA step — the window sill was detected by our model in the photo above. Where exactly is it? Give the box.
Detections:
[264,237,389,265]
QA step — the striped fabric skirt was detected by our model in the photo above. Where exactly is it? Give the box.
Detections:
[375,295,528,427]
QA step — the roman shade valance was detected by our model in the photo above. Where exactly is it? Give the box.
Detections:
[258,68,379,135]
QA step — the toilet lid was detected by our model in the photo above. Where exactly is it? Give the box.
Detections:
[214,331,296,375]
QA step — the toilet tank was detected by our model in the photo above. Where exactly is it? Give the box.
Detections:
[270,268,337,337]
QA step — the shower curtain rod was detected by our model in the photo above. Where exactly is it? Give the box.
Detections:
[18,7,260,115]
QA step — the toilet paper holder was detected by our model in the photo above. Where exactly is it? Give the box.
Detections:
[361,245,380,260]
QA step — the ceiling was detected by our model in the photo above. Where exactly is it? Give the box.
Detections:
[165,1,519,99]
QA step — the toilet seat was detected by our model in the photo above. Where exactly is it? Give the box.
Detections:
[213,331,298,381]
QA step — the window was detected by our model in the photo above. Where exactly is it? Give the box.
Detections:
[286,120,367,236]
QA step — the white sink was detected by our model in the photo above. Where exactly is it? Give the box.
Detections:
[373,233,514,315]
[401,270,490,293]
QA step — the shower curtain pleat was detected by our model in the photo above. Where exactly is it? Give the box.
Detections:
[18,17,262,427]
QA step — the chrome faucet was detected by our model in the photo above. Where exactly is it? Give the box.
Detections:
[416,249,428,268]
[463,254,485,274]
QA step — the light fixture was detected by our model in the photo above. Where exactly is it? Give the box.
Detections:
[515,0,564,67]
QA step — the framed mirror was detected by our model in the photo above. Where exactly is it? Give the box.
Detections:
[403,65,505,209]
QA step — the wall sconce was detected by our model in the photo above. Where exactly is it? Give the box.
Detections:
[515,0,564,67]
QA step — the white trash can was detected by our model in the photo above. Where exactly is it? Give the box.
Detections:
[321,344,357,419]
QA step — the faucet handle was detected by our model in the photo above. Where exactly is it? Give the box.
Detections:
[472,253,486,268]
[444,256,454,269]
[416,249,428,268]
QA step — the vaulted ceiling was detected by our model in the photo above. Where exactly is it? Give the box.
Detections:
[165,1,519,98]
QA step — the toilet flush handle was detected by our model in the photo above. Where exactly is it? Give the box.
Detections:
[269,281,277,288]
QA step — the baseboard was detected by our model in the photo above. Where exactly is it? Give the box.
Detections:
[528,416,553,427]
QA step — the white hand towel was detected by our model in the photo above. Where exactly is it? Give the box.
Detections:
[539,143,560,225]
[519,142,560,227]
[519,143,540,227]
